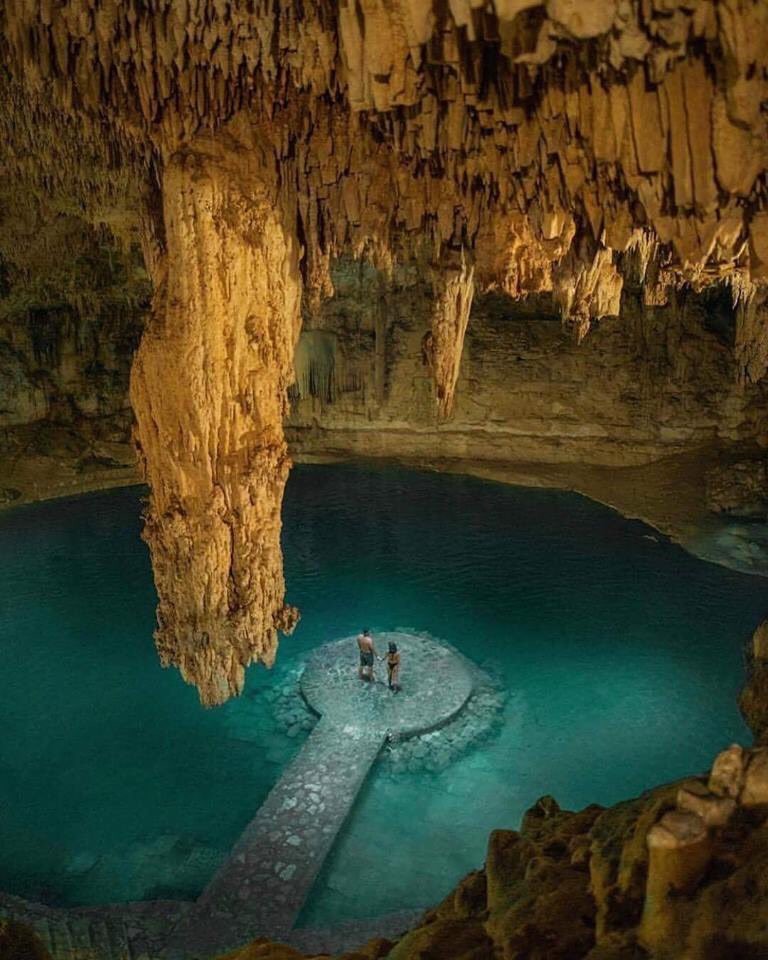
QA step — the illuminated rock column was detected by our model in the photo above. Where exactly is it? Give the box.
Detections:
[131,144,301,706]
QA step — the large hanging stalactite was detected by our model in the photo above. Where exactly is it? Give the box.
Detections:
[130,131,301,706]
[429,254,475,419]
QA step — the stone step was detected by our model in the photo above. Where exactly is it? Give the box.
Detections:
[89,918,118,959]
[97,915,131,960]
[3,908,132,960]
[66,915,94,953]
[48,917,76,958]
[30,915,55,953]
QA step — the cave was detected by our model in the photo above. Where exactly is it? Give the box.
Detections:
[1,2,768,959]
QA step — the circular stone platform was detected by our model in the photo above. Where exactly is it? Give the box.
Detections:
[300,631,473,739]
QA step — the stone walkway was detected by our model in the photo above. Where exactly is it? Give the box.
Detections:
[301,632,474,739]
[165,633,472,957]
[0,633,479,960]
[163,719,384,957]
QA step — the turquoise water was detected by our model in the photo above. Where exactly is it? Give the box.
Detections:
[0,465,765,921]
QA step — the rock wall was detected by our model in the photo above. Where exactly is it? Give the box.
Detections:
[0,190,148,502]
[0,305,136,433]
[287,261,768,468]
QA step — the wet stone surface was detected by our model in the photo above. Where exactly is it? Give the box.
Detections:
[300,631,474,738]
[380,680,506,774]
[274,632,505,777]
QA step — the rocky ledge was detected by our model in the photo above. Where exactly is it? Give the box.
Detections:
[212,741,768,960]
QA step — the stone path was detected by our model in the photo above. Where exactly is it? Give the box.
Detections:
[163,719,384,957]
[0,633,478,960]
[165,633,472,957]
[301,632,474,739]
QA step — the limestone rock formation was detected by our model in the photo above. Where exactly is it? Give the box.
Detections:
[2,0,768,699]
[130,132,301,705]
[740,620,768,741]
[706,458,768,519]
[428,255,476,419]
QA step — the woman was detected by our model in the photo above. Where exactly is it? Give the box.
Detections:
[386,641,401,692]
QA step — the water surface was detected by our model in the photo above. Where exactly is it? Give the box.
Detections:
[0,464,764,922]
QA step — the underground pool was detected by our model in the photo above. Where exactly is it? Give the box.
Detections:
[0,463,765,927]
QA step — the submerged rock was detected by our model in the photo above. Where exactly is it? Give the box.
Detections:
[64,852,98,876]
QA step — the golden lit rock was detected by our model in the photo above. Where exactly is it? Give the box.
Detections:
[131,130,301,705]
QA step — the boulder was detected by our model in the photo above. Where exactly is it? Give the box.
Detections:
[677,780,736,827]
[741,749,768,806]
[708,744,746,798]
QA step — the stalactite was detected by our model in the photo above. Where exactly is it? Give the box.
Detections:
[293,330,340,403]
[553,247,624,343]
[429,253,475,419]
[130,133,301,706]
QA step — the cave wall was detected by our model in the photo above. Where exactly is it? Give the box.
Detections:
[0,303,141,436]
[0,194,148,502]
[287,261,768,468]
[0,175,149,426]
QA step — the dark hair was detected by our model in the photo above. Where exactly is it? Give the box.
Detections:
[388,641,398,654]
[363,628,370,636]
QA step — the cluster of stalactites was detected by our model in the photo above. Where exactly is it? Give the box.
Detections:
[1,2,767,409]
[1,2,767,304]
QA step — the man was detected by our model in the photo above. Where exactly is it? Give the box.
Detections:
[357,628,377,682]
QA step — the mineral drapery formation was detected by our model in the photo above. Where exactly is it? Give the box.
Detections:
[2,0,768,698]
[429,255,476,418]
[130,134,301,705]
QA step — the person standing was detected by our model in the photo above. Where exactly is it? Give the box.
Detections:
[357,628,377,681]
[386,641,401,692]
